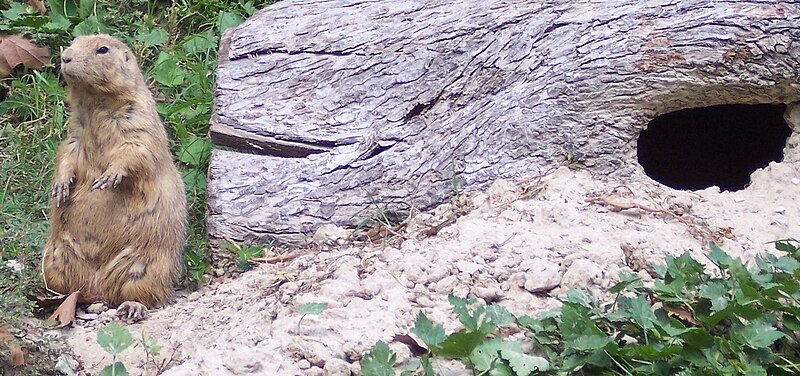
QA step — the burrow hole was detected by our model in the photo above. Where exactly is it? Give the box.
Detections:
[637,103,792,192]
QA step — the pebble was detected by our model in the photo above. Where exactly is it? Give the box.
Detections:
[86,302,108,314]
[561,259,603,289]
[520,258,561,292]
[792,177,799,185]
[455,260,483,274]
[298,359,311,370]
[323,359,351,375]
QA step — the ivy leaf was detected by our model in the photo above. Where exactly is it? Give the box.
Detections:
[699,281,729,312]
[559,305,611,351]
[485,303,516,328]
[431,330,485,359]
[734,319,784,349]
[470,339,521,372]
[96,323,133,356]
[298,302,327,315]
[361,341,396,376]
[499,350,550,375]
[97,362,128,376]
[629,295,657,330]
[411,313,446,349]
[708,243,733,270]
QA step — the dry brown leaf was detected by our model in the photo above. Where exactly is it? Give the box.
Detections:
[0,324,26,368]
[664,305,700,326]
[0,34,50,78]
[48,291,81,328]
[391,334,427,357]
[27,0,46,14]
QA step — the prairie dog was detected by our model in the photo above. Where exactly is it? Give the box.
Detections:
[42,34,187,320]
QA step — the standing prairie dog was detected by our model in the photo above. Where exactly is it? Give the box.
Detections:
[42,34,187,320]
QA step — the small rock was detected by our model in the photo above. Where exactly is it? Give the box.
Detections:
[312,224,351,247]
[304,366,324,376]
[97,309,117,323]
[323,358,351,376]
[298,359,311,370]
[792,177,800,185]
[561,259,603,289]
[455,260,483,275]
[520,258,561,293]
[86,302,108,314]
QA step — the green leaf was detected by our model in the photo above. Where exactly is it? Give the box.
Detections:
[78,0,94,19]
[298,302,327,315]
[153,52,186,87]
[559,304,611,351]
[470,339,521,372]
[708,243,733,270]
[178,135,212,166]
[775,256,800,273]
[411,313,446,349]
[431,330,485,358]
[182,169,206,194]
[734,319,784,349]
[98,362,128,376]
[2,3,31,21]
[448,295,494,333]
[139,28,169,47]
[699,281,729,312]
[73,15,109,36]
[360,341,395,376]
[217,11,245,32]
[182,30,219,56]
[486,303,516,327]
[96,323,133,356]
[609,272,642,294]
[629,295,657,330]
[681,327,714,349]
[499,350,550,375]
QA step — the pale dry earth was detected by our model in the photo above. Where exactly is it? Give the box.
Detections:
[55,136,800,376]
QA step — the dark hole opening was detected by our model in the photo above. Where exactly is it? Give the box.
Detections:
[637,104,792,192]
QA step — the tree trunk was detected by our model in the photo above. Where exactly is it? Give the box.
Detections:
[208,0,800,247]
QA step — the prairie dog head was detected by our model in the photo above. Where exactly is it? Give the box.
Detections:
[60,34,142,95]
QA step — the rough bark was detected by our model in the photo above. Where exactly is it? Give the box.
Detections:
[208,0,800,246]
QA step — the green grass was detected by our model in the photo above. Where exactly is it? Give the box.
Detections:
[0,0,275,372]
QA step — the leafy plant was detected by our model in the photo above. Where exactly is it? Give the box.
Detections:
[363,239,800,375]
[223,240,268,271]
[96,323,134,376]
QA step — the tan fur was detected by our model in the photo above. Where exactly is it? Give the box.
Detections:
[42,34,187,308]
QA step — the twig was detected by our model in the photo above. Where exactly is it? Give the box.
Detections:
[585,195,717,243]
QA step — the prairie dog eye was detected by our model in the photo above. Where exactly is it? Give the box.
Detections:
[96,46,109,54]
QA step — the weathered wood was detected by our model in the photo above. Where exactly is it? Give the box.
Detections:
[208,0,800,246]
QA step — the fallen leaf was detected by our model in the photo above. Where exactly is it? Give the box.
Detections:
[0,324,26,368]
[49,291,81,328]
[391,334,427,357]
[27,0,46,14]
[0,34,50,78]
[664,305,700,326]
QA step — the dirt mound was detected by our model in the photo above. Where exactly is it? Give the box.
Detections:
[60,158,799,375]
